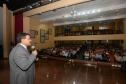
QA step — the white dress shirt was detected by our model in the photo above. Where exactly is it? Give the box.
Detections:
[20,43,27,50]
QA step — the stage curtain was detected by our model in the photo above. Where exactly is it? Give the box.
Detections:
[15,13,23,43]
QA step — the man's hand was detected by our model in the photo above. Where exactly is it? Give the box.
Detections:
[36,58,39,61]
[32,50,38,56]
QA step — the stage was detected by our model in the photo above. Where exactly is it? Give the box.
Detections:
[0,58,126,84]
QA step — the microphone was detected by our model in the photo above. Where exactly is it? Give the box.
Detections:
[31,45,39,61]
[31,45,36,51]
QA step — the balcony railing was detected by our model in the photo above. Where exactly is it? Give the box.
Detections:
[55,29,122,36]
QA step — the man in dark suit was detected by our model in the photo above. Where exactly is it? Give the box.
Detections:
[9,32,38,84]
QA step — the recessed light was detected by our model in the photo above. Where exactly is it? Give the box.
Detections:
[87,11,91,14]
[77,12,81,16]
[64,14,72,18]
[100,16,103,18]
[97,9,101,12]
[115,9,119,12]
[91,9,96,13]
[81,12,85,15]
[49,0,52,2]
[29,6,32,9]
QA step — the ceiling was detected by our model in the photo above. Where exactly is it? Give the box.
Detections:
[0,0,58,11]
[0,0,38,10]
[31,0,126,26]
[0,0,3,7]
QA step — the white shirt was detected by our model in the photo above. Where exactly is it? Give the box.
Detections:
[20,43,27,49]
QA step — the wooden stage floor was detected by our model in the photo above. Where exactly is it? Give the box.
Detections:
[0,58,126,84]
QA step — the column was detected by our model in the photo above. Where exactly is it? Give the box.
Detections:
[3,4,11,59]
[123,18,126,49]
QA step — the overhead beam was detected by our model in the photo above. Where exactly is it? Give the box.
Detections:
[23,0,91,17]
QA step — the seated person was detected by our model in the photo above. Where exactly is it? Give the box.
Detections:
[95,53,102,61]
[101,51,109,62]
[114,52,122,62]
[90,50,96,61]
[84,51,90,60]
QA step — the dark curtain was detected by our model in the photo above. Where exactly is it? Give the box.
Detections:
[15,13,23,43]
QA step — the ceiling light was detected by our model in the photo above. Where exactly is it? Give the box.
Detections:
[70,11,74,14]
[73,14,77,17]
[100,16,103,18]
[64,14,70,18]
[82,12,86,15]
[64,8,101,19]
[29,6,32,9]
[77,12,81,16]
[41,0,44,2]
[86,11,91,14]
[97,9,101,12]
[91,9,96,13]
[49,0,52,2]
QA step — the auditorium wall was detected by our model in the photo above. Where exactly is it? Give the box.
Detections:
[3,4,13,58]
[0,7,3,45]
[28,18,126,49]
[0,7,3,58]
[30,18,55,49]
